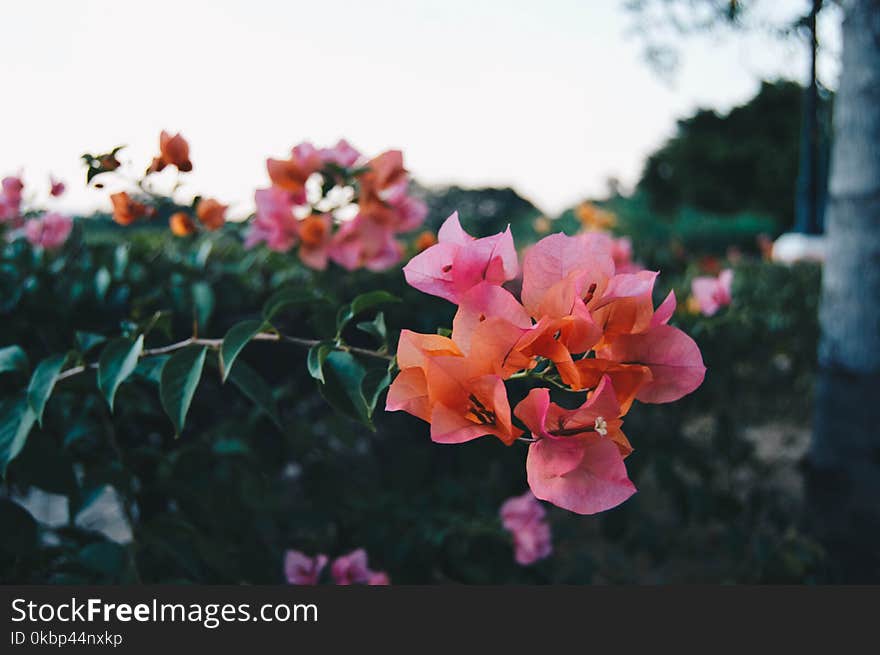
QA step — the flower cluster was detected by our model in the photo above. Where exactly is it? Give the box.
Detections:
[386,213,706,515]
[284,548,390,586]
[1,174,72,250]
[499,491,552,565]
[96,131,228,236]
[245,141,426,271]
[690,269,733,317]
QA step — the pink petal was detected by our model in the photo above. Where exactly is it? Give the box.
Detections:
[527,437,636,515]
[650,290,677,327]
[451,283,531,353]
[599,325,706,403]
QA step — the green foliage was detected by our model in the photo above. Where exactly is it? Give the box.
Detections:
[636,80,831,231]
[97,336,144,410]
[0,190,829,585]
[159,346,207,435]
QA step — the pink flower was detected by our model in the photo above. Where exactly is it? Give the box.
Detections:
[2,176,23,204]
[500,491,552,565]
[49,176,65,197]
[330,549,389,585]
[403,212,518,304]
[318,139,361,168]
[24,212,73,250]
[0,175,24,224]
[514,377,636,515]
[610,236,643,273]
[245,187,299,252]
[284,550,328,585]
[329,214,403,272]
[596,324,706,404]
[691,269,733,316]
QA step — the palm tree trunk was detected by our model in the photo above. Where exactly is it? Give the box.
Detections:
[810,0,880,581]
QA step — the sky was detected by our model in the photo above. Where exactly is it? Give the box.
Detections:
[1,0,841,217]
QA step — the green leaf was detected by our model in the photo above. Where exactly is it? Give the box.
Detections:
[0,394,36,477]
[0,345,28,376]
[159,346,207,435]
[363,361,393,413]
[336,291,399,333]
[220,320,264,382]
[134,356,169,384]
[227,359,282,429]
[306,342,333,384]
[356,311,387,344]
[319,351,373,429]
[262,288,320,321]
[75,331,106,354]
[95,267,111,300]
[191,281,215,330]
[97,335,143,411]
[27,353,68,426]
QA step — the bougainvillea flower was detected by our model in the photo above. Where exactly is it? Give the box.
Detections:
[330,549,390,585]
[245,187,299,252]
[49,176,65,197]
[596,325,706,404]
[575,201,617,231]
[195,197,227,231]
[521,232,614,318]
[610,236,643,273]
[451,282,531,354]
[296,213,333,270]
[284,550,328,585]
[366,571,391,585]
[650,290,677,328]
[590,270,659,338]
[499,491,552,565]
[267,143,323,196]
[2,176,23,204]
[415,230,437,252]
[691,269,733,317]
[386,329,521,445]
[24,212,73,250]
[403,212,518,303]
[515,378,636,514]
[109,191,152,226]
[169,211,197,237]
[148,130,193,173]
[571,359,652,412]
[318,139,361,168]
[329,214,402,272]
[358,150,407,204]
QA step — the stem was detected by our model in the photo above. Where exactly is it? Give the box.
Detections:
[55,332,392,384]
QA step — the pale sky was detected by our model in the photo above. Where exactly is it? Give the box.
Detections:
[1,0,841,217]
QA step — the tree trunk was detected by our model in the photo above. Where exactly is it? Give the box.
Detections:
[810,0,880,581]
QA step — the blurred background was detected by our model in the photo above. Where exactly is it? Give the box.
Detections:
[2,0,878,583]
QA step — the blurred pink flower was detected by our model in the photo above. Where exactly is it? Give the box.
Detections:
[500,490,553,565]
[245,187,299,252]
[691,269,733,317]
[50,176,65,197]
[319,139,361,168]
[0,175,24,223]
[330,214,402,272]
[330,549,389,585]
[24,212,73,250]
[284,550,328,585]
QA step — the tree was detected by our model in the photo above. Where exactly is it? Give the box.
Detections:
[809,0,880,579]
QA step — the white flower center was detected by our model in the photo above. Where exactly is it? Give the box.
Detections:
[594,416,608,436]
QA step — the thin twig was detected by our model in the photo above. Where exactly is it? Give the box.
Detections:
[53,331,392,385]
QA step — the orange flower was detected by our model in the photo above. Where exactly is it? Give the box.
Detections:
[297,214,333,270]
[169,212,197,237]
[147,131,193,173]
[575,202,617,231]
[110,191,151,226]
[386,330,522,445]
[414,230,437,252]
[195,198,227,230]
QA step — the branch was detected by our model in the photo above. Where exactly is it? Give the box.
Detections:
[55,332,392,383]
